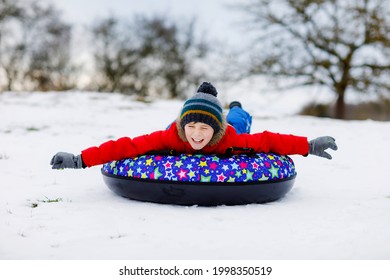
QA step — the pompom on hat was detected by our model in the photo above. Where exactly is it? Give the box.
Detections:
[179,82,224,134]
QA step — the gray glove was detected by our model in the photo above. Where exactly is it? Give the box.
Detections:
[309,136,338,159]
[50,152,84,169]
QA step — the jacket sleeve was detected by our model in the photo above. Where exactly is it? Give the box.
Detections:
[81,130,171,167]
[218,127,309,156]
[245,130,309,155]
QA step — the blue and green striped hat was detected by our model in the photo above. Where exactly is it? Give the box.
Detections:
[180,82,223,133]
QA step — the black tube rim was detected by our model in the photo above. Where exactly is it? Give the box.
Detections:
[101,171,296,206]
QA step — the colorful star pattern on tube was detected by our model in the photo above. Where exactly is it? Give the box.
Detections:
[102,153,296,183]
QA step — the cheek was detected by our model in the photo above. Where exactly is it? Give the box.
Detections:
[205,130,214,140]
[184,129,192,140]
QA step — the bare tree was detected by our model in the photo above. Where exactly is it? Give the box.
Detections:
[0,0,21,20]
[24,4,73,91]
[0,0,24,90]
[0,0,74,91]
[90,14,209,98]
[137,16,208,98]
[91,16,145,94]
[239,0,390,119]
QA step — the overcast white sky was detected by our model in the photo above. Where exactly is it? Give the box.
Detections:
[39,0,246,45]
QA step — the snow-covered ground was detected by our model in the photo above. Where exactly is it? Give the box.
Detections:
[0,90,389,260]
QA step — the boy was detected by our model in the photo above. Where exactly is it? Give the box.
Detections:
[51,82,337,169]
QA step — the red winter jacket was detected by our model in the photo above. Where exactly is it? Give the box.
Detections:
[81,124,309,167]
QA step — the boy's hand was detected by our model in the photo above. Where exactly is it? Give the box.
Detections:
[309,136,338,159]
[50,152,83,169]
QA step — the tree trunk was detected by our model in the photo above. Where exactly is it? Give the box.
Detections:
[335,89,345,119]
[6,72,13,91]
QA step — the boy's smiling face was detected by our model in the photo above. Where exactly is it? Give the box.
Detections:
[184,122,214,150]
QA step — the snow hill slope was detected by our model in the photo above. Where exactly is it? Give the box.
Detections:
[0,91,389,259]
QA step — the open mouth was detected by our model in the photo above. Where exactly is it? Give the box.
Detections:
[192,138,204,144]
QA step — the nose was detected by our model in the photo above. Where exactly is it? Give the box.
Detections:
[192,127,203,137]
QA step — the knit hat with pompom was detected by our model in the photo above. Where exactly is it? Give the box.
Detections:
[179,82,223,133]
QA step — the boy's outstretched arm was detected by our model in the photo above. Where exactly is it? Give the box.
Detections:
[308,136,338,159]
[50,128,177,169]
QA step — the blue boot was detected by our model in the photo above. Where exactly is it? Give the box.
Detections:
[227,101,252,134]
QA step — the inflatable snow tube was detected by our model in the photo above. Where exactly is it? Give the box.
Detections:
[101,153,296,206]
